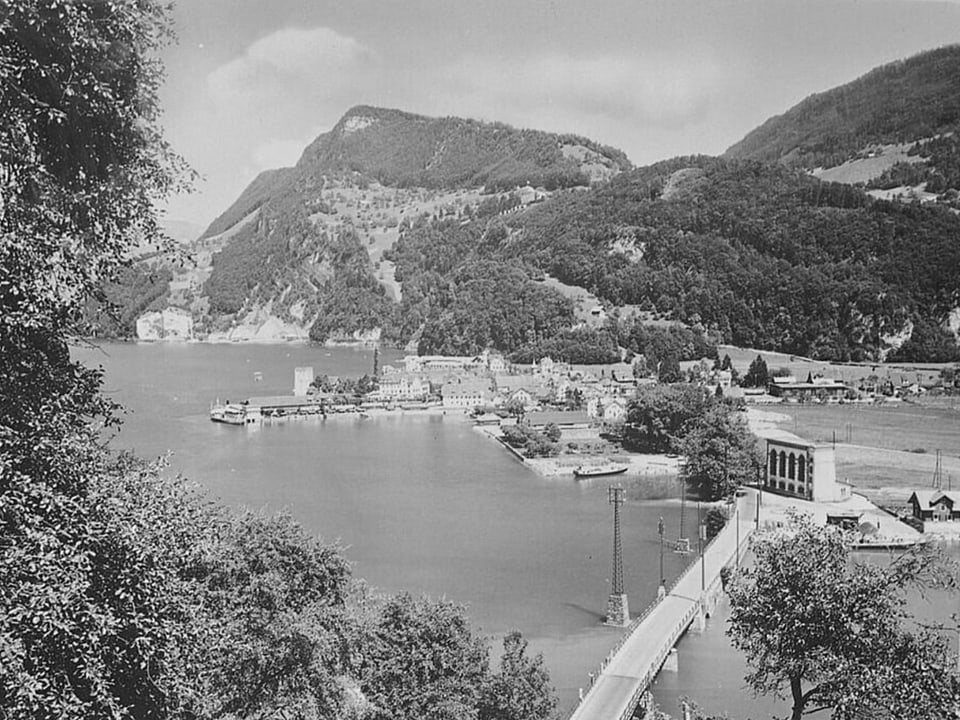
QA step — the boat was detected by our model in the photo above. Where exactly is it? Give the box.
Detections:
[210,403,247,425]
[573,464,628,478]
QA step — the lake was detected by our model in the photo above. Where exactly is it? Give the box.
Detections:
[72,342,958,718]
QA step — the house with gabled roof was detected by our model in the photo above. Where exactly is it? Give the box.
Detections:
[908,490,959,522]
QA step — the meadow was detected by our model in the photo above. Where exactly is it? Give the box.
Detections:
[768,402,960,506]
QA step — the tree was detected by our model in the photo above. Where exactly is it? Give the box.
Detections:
[888,316,960,363]
[680,406,758,500]
[542,422,561,443]
[479,631,556,720]
[657,353,682,383]
[360,594,490,720]
[2,6,565,719]
[195,511,354,720]
[1,3,197,716]
[505,397,526,420]
[742,354,769,388]
[727,515,960,720]
[703,506,728,540]
[623,384,714,453]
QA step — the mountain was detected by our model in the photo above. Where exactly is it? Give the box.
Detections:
[109,71,960,362]
[200,105,631,242]
[500,156,960,362]
[726,45,960,207]
[178,106,631,342]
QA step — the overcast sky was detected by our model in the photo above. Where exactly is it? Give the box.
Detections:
[158,0,960,231]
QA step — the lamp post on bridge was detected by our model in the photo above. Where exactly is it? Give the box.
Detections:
[657,516,666,600]
[698,501,705,592]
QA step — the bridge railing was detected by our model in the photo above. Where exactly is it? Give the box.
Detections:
[569,509,756,720]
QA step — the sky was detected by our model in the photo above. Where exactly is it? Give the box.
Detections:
[157,0,960,232]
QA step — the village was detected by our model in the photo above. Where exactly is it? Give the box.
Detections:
[209,348,960,547]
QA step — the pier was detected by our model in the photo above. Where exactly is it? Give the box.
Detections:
[570,492,755,720]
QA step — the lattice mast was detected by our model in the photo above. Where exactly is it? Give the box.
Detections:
[609,486,624,594]
[605,485,630,626]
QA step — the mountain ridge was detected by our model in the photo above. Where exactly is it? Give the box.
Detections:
[199,105,631,241]
[725,44,960,206]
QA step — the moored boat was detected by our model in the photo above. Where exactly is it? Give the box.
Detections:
[210,403,247,425]
[573,463,628,478]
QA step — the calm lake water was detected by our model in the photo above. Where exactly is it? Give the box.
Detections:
[72,342,958,718]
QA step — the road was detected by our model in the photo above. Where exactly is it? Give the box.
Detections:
[570,492,755,720]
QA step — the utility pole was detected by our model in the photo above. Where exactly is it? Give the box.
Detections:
[698,501,705,592]
[605,486,630,626]
[735,500,740,568]
[658,516,666,600]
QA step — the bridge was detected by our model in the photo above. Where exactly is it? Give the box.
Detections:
[569,492,756,720]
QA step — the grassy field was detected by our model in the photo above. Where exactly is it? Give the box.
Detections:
[767,403,960,506]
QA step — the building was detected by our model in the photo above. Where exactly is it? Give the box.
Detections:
[487,353,507,373]
[441,378,492,410]
[293,367,314,397]
[761,430,850,502]
[506,387,535,409]
[376,374,428,401]
[768,376,849,402]
[601,398,628,423]
[908,490,959,522]
[526,410,592,430]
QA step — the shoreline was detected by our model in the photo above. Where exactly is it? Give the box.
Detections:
[473,425,682,479]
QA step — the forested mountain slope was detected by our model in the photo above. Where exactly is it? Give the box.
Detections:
[200,105,630,242]
[501,157,960,361]
[183,105,633,342]
[726,45,960,205]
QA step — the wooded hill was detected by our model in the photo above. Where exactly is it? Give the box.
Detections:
[501,156,960,361]
[115,51,960,362]
[200,105,631,242]
[726,45,960,205]
[187,106,633,342]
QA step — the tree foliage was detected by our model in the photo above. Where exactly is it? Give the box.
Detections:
[728,515,960,720]
[1,3,193,715]
[0,5,559,719]
[509,155,960,361]
[742,354,769,388]
[359,593,490,720]
[680,406,759,500]
[623,384,715,453]
[479,631,556,720]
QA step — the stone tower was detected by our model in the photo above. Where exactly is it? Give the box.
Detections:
[294,366,314,397]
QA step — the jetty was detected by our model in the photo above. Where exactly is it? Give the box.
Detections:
[570,493,754,720]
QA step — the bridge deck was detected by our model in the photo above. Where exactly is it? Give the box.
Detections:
[570,494,754,720]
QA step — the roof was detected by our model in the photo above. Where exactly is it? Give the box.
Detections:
[526,410,592,427]
[909,490,957,507]
[246,395,321,408]
[757,428,814,447]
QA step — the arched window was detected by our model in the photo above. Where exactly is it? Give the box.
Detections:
[770,450,777,476]
[779,451,787,477]
[788,453,796,480]
[798,455,806,482]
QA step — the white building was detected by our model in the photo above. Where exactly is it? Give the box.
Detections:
[441,378,491,410]
[601,398,628,423]
[762,430,849,502]
[293,367,314,397]
[377,375,428,401]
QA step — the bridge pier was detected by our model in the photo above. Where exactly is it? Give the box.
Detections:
[606,592,630,627]
[693,603,707,632]
[662,647,679,672]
